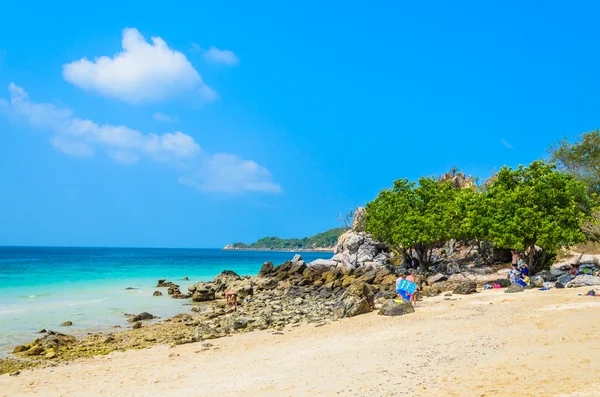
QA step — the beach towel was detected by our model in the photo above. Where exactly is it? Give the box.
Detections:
[396,279,417,295]
[397,290,411,302]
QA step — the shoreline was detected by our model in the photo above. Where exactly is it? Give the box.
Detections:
[221,247,335,252]
[2,287,599,396]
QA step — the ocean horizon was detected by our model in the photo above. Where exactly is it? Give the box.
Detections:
[0,246,332,356]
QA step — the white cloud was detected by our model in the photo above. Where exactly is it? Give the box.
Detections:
[1,83,201,163]
[153,112,178,123]
[62,28,216,104]
[1,83,281,194]
[203,46,240,66]
[500,139,513,149]
[179,153,282,194]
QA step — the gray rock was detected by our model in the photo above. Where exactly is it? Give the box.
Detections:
[453,281,477,295]
[345,234,365,253]
[127,312,154,322]
[558,273,573,286]
[427,273,448,285]
[61,321,73,327]
[530,275,544,288]
[535,270,555,282]
[567,275,600,288]
[258,262,275,277]
[379,299,415,316]
[153,290,163,296]
[333,281,374,318]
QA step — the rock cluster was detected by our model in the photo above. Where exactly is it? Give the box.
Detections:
[327,208,391,270]
[12,331,76,359]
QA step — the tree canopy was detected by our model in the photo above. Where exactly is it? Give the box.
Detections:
[365,176,477,271]
[550,130,600,195]
[364,161,595,272]
[550,130,600,240]
[479,161,595,271]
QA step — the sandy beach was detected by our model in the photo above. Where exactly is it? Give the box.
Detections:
[2,287,599,397]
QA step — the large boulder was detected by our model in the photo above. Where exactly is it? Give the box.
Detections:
[213,270,242,293]
[333,281,375,318]
[505,284,524,293]
[379,299,415,316]
[568,275,600,288]
[258,262,275,277]
[228,279,254,299]
[39,333,76,351]
[453,281,477,295]
[190,283,216,301]
[303,260,336,281]
[536,270,555,282]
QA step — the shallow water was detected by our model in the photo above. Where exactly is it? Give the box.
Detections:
[0,247,330,355]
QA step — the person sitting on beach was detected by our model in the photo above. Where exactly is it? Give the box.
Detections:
[520,262,530,278]
[569,264,582,276]
[508,264,520,284]
[225,290,238,311]
[406,270,419,306]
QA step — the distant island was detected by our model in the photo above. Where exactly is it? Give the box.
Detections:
[224,227,345,251]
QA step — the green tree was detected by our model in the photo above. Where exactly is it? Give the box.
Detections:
[550,130,600,240]
[550,130,600,195]
[365,177,472,271]
[481,161,595,272]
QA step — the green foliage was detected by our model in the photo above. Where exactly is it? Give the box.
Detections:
[550,130,600,195]
[478,161,596,271]
[365,177,477,270]
[364,161,595,272]
[232,228,345,250]
[550,130,600,240]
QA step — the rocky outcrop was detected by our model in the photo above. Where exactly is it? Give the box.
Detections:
[379,299,415,316]
[567,275,600,288]
[191,284,216,302]
[327,208,392,271]
[156,279,175,288]
[13,332,77,359]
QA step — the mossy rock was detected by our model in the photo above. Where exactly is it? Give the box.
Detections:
[341,276,357,289]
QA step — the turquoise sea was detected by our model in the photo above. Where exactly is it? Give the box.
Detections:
[0,247,331,356]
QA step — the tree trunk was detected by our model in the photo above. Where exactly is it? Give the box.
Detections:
[528,244,535,270]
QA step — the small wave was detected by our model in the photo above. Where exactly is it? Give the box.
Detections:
[0,309,25,314]
[68,298,109,306]
[18,293,53,300]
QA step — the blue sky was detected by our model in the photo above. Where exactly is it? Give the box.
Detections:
[1,1,599,247]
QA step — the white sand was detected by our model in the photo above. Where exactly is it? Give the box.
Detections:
[2,288,600,397]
